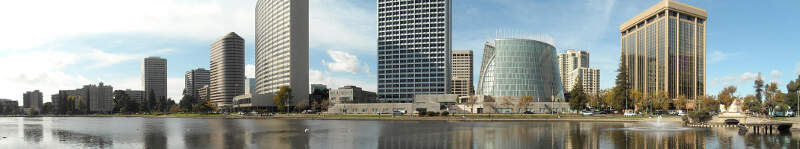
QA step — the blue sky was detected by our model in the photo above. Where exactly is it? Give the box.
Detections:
[1,0,799,104]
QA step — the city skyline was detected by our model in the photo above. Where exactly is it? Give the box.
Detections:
[2,0,799,104]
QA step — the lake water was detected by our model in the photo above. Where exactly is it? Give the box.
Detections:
[0,117,799,149]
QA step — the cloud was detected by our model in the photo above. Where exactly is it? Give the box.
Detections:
[309,69,377,92]
[711,76,736,86]
[738,72,763,84]
[322,50,368,74]
[0,0,256,51]
[309,0,376,52]
[0,48,172,102]
[770,70,783,79]
[709,50,729,63]
[245,64,255,78]
[167,77,185,100]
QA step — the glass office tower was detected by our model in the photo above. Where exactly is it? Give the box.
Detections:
[620,0,706,99]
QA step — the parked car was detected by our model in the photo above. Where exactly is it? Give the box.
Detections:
[676,110,686,116]
[301,110,317,114]
[624,112,637,116]
[392,110,406,115]
[523,111,534,114]
[581,111,594,116]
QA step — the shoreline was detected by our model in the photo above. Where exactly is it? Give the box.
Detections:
[1,114,684,122]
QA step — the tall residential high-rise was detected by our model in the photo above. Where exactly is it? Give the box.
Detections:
[477,38,564,101]
[377,0,452,102]
[142,56,167,101]
[23,90,43,111]
[184,68,211,97]
[557,49,600,94]
[84,82,113,113]
[451,50,473,97]
[255,0,309,106]
[209,32,245,109]
[557,49,589,91]
[566,67,600,95]
[620,0,706,99]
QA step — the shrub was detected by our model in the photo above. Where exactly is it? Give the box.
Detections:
[689,108,712,123]
[426,111,436,117]
[419,111,427,117]
[441,111,449,116]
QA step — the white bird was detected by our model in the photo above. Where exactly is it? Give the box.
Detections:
[304,128,310,134]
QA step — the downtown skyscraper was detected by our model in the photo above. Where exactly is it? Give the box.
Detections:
[451,50,473,98]
[184,68,210,98]
[377,0,452,102]
[620,0,706,99]
[142,56,167,101]
[209,32,245,109]
[255,0,308,106]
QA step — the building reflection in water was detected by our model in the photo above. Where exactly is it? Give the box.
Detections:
[52,129,113,148]
[23,118,43,143]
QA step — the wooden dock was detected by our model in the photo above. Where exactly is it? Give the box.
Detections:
[739,122,793,134]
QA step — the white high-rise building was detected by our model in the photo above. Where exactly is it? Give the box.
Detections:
[566,68,600,95]
[185,68,210,98]
[142,56,167,101]
[255,0,309,107]
[377,0,452,102]
[210,32,245,109]
[557,49,599,95]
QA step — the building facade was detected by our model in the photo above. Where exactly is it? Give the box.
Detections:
[197,85,210,103]
[142,56,167,101]
[377,0,452,102]
[329,86,378,103]
[255,0,309,107]
[620,0,706,99]
[477,38,564,102]
[23,90,43,111]
[566,67,600,95]
[121,89,145,104]
[184,68,210,97]
[451,50,473,97]
[209,32,246,109]
[557,49,589,91]
[83,82,113,113]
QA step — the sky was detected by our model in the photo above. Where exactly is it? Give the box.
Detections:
[1,0,799,105]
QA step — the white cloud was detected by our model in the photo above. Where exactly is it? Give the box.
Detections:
[770,70,783,79]
[309,0,376,52]
[245,64,255,78]
[167,77,185,100]
[738,72,763,84]
[710,50,729,63]
[0,0,256,51]
[0,48,172,102]
[711,76,736,86]
[322,50,368,74]
[309,69,376,92]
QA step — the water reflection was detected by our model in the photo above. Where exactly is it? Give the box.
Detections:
[1,117,799,148]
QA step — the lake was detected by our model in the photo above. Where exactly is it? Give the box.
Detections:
[0,117,798,148]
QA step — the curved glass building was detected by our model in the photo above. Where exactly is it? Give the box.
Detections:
[477,38,564,101]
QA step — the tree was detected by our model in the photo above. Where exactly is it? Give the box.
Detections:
[675,95,688,111]
[742,95,762,114]
[717,86,737,110]
[42,102,53,115]
[569,81,587,112]
[755,76,765,101]
[465,95,477,113]
[500,99,514,113]
[518,96,533,113]
[653,90,670,112]
[629,90,644,112]
[613,55,631,111]
[296,100,309,111]
[179,95,196,112]
[765,82,783,112]
[274,86,292,112]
